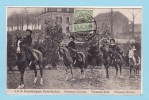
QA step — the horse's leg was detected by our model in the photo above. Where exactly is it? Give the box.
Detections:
[134,66,135,74]
[39,63,43,85]
[82,68,86,78]
[115,64,118,77]
[65,67,69,81]
[120,64,122,75]
[33,64,37,85]
[105,65,109,78]
[18,68,25,89]
[80,67,85,79]
[70,65,74,80]
[119,63,123,78]
[138,67,140,75]
[130,65,132,75]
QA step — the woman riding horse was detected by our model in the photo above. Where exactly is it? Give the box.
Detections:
[100,38,123,78]
[16,29,44,89]
[57,44,86,80]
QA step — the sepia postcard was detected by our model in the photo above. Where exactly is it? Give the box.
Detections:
[7,6,142,95]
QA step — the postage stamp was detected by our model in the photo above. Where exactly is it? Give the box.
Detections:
[74,10,93,32]
[7,7,142,95]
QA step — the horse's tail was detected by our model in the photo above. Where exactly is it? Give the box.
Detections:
[78,52,87,68]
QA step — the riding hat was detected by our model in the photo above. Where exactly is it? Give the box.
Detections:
[110,38,115,43]
[26,29,32,34]
[69,35,75,40]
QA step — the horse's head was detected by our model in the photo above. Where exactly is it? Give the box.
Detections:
[57,46,71,62]
[16,39,23,53]
[57,46,64,60]
[16,38,24,60]
[100,44,109,53]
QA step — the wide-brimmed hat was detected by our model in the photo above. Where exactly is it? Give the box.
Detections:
[110,38,115,43]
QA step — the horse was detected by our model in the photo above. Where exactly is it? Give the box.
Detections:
[129,55,141,75]
[16,38,44,89]
[57,46,86,80]
[100,44,123,78]
[85,48,102,76]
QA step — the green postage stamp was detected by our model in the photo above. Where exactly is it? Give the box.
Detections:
[74,9,93,32]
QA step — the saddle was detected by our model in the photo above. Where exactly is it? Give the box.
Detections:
[68,47,82,62]
[23,45,37,61]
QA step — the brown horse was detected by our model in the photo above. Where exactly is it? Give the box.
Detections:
[129,55,141,75]
[57,46,86,80]
[16,39,43,89]
[100,44,123,78]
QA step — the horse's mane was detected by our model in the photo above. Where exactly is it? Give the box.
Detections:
[60,46,73,63]
[60,46,69,54]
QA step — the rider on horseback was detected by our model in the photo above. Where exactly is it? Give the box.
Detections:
[128,44,137,65]
[22,29,35,68]
[109,38,124,66]
[67,35,77,65]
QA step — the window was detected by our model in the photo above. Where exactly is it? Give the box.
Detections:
[66,17,69,24]
[66,26,70,33]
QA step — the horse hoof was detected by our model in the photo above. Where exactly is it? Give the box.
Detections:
[40,82,43,85]
[119,75,123,78]
[17,84,25,89]
[106,76,109,79]
[21,84,25,88]
[135,76,138,79]
[33,84,36,88]
[17,85,21,89]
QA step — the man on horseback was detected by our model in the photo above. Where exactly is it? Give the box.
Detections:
[67,35,77,65]
[109,38,124,66]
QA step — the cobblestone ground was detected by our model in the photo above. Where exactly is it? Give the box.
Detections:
[7,66,141,90]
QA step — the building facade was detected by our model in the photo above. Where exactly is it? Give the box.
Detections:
[40,8,74,35]
[94,11,129,37]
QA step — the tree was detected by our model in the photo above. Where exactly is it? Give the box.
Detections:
[43,19,63,67]
[129,8,141,38]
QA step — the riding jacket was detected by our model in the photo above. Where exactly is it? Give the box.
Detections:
[23,34,32,46]
[68,41,76,49]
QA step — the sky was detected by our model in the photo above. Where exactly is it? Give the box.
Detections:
[7,7,142,24]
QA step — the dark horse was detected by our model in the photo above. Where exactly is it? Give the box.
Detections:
[57,46,86,80]
[16,39,43,89]
[129,55,141,75]
[100,44,123,78]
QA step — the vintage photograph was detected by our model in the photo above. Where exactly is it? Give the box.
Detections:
[7,7,142,94]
